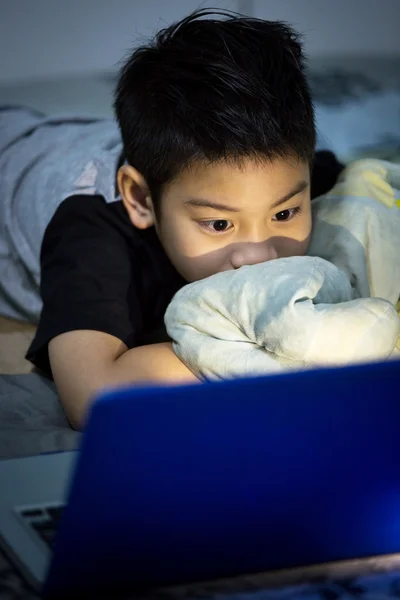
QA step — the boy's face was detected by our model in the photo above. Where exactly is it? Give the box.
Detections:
[155,157,312,282]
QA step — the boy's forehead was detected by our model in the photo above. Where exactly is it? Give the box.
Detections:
[165,157,310,199]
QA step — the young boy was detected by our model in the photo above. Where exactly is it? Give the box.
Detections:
[0,10,343,429]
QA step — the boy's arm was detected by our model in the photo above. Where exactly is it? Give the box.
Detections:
[49,330,200,430]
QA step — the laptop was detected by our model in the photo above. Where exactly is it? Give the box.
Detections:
[1,359,400,598]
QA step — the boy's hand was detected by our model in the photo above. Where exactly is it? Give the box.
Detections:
[49,330,200,430]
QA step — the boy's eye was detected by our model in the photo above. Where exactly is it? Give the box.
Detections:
[199,219,233,233]
[272,207,301,222]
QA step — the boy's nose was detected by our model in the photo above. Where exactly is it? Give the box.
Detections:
[230,242,278,269]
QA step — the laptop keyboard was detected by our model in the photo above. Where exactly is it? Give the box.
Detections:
[18,504,65,549]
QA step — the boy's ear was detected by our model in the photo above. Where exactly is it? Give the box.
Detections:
[117,164,155,229]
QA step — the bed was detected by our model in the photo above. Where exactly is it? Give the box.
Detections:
[0,57,399,599]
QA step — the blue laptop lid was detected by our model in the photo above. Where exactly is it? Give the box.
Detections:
[44,359,400,597]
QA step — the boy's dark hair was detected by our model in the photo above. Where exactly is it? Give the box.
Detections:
[114,9,315,216]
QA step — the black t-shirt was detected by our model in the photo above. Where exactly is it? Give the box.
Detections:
[26,195,186,375]
[26,151,344,376]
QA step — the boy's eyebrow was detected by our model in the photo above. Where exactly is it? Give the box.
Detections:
[184,180,309,213]
[270,180,309,209]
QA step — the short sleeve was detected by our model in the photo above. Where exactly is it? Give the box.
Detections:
[26,195,142,375]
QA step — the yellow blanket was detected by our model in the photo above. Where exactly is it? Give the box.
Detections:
[326,159,400,348]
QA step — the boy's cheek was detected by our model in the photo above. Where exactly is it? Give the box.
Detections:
[171,247,232,282]
[272,234,311,258]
